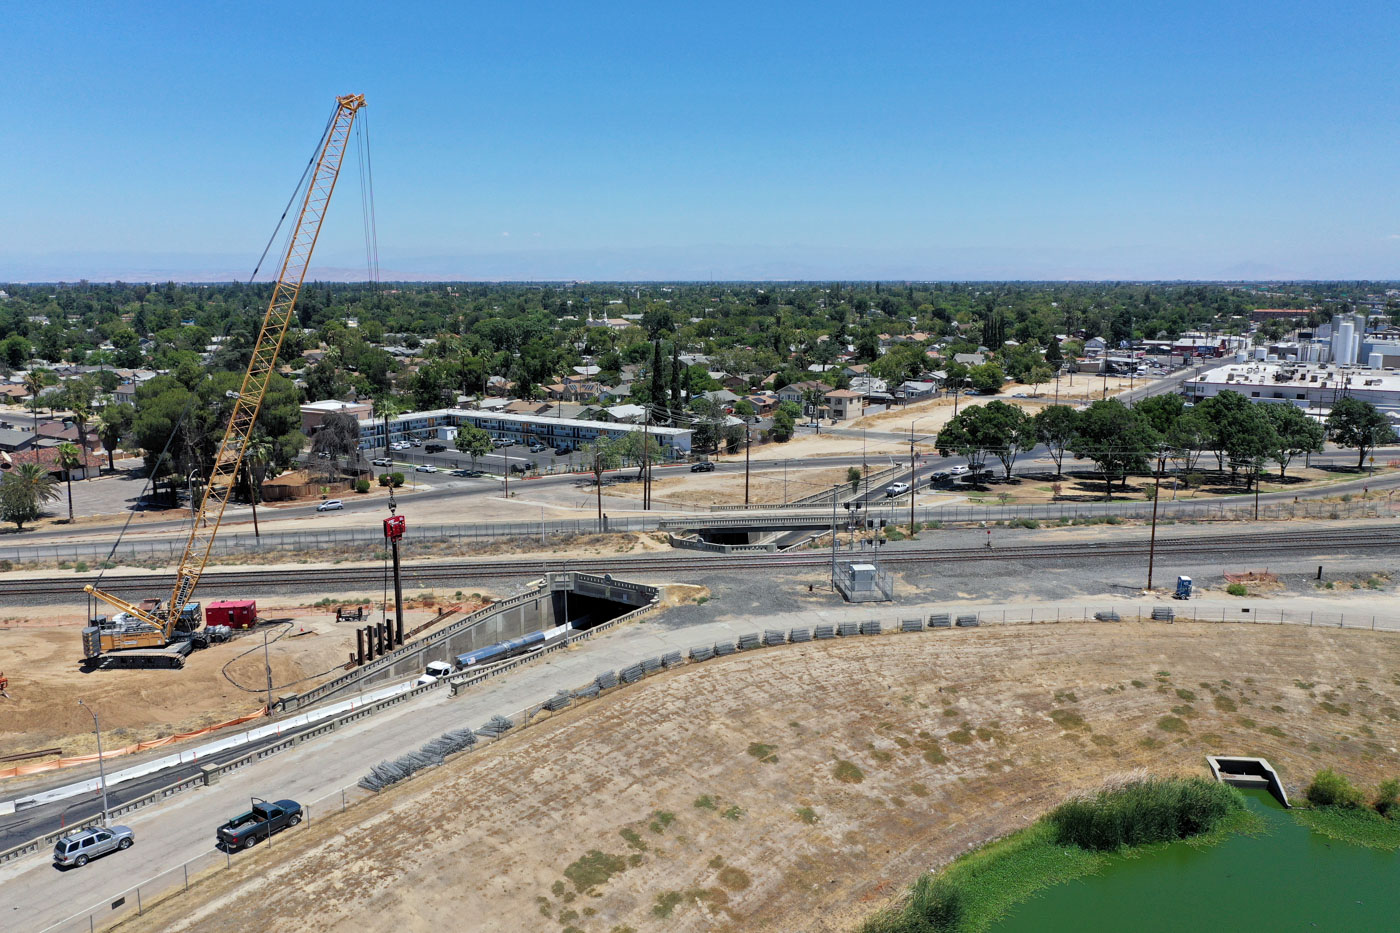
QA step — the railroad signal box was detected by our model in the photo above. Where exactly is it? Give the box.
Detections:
[206,599,258,629]
[383,515,406,540]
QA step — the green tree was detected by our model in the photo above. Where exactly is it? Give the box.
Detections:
[22,369,48,433]
[968,361,1005,395]
[1263,404,1325,480]
[1071,399,1158,499]
[0,462,60,530]
[1032,405,1079,476]
[310,411,361,479]
[94,403,135,472]
[372,395,404,457]
[56,441,82,522]
[454,424,494,471]
[1326,397,1398,470]
[1025,363,1054,396]
[1197,391,1277,484]
[0,335,31,370]
[242,433,273,539]
[65,387,95,481]
[771,407,796,442]
[1134,393,1185,435]
[938,401,1033,478]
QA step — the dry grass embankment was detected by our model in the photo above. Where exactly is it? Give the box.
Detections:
[121,621,1400,933]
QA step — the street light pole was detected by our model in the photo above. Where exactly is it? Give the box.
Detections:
[77,700,109,825]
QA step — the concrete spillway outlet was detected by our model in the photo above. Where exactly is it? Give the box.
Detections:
[1206,755,1291,808]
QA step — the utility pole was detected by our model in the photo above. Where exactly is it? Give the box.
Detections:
[830,493,838,591]
[1253,459,1261,520]
[77,700,109,825]
[642,408,651,510]
[594,451,604,532]
[744,424,751,506]
[1147,455,1163,590]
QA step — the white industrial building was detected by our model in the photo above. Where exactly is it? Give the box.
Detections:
[356,408,693,454]
[1183,362,1400,421]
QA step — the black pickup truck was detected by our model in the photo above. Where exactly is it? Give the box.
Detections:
[216,798,303,850]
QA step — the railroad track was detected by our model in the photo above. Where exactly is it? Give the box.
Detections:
[1,528,1394,600]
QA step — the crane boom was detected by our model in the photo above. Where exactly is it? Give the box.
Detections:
[84,94,365,649]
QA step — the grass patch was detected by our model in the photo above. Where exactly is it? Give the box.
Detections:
[1157,715,1189,733]
[619,828,647,851]
[1175,688,1197,701]
[1294,808,1400,850]
[1213,695,1238,712]
[796,806,820,824]
[1226,583,1248,597]
[563,850,630,893]
[1050,709,1087,730]
[747,742,779,763]
[717,867,752,890]
[721,804,745,821]
[861,778,1253,933]
[652,891,683,919]
[693,795,718,810]
[834,760,865,783]
[648,810,675,834]
[947,728,974,745]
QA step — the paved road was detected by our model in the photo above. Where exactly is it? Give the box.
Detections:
[5,582,1399,933]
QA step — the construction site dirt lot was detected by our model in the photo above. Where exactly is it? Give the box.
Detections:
[0,595,485,770]
[124,621,1400,933]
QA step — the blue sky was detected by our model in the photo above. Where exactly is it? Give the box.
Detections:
[4,1,1399,281]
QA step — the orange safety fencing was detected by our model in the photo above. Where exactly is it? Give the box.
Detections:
[0,707,268,779]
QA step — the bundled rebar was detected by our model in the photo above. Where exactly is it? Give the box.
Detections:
[837,621,859,637]
[477,714,515,738]
[595,670,619,690]
[1094,610,1122,622]
[860,620,883,636]
[640,656,663,674]
[714,641,737,656]
[789,627,812,643]
[545,692,572,711]
[901,618,924,633]
[813,624,836,640]
[763,629,787,646]
[661,651,685,668]
[929,613,951,628]
[737,632,761,650]
[619,663,646,684]
[573,682,602,699]
[956,614,979,627]
[689,644,716,662]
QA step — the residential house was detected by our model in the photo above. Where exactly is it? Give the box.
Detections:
[598,404,647,424]
[899,380,938,401]
[503,399,554,416]
[775,380,828,407]
[1082,337,1107,357]
[848,375,888,396]
[822,388,864,421]
[952,352,986,367]
[300,399,374,435]
[0,428,36,453]
[742,394,779,417]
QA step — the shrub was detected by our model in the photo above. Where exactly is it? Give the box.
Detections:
[1307,768,1365,809]
[1048,778,1241,851]
[389,472,405,487]
[378,473,391,487]
[1226,583,1248,597]
[1374,779,1399,818]
[355,479,371,494]
[905,876,964,931]
[73,561,88,573]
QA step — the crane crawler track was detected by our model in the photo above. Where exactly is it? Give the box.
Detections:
[11,528,1395,601]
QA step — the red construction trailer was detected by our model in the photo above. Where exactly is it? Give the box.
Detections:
[206,599,258,629]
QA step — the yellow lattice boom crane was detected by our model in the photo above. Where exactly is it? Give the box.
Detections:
[82,94,366,668]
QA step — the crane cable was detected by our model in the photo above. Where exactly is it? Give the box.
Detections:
[247,106,339,284]
[355,112,381,288]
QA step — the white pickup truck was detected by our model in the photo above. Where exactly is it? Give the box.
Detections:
[415,661,454,686]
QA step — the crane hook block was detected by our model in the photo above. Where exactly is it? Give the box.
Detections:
[383,515,406,540]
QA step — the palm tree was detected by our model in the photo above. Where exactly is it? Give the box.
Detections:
[22,370,45,433]
[55,442,81,522]
[68,396,94,481]
[372,395,403,458]
[0,462,61,531]
[242,434,273,539]
[94,405,131,472]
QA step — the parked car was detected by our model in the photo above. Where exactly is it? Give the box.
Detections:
[929,469,951,484]
[528,442,549,453]
[948,465,970,476]
[553,446,572,456]
[509,462,534,474]
[425,442,446,453]
[216,798,303,850]
[414,464,438,473]
[410,439,422,447]
[53,825,134,868]
[316,499,344,512]
[391,441,410,450]
[491,437,511,448]
[884,482,911,498]
[690,461,716,473]
[371,457,393,466]
[451,468,484,477]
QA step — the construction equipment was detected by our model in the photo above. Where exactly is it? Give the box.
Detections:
[81,94,367,668]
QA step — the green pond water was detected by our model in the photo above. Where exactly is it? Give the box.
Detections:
[993,789,1399,932]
